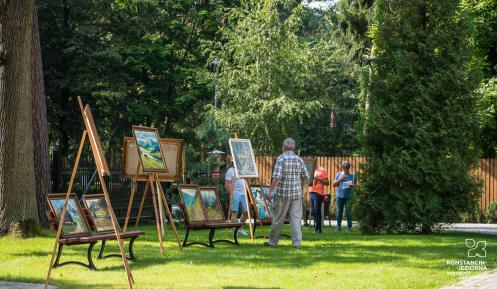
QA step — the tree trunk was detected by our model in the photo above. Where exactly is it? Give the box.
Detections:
[31,4,50,228]
[0,0,41,235]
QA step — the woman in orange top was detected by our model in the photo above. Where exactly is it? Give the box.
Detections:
[309,166,329,233]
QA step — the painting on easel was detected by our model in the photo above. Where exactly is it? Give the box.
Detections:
[132,126,168,173]
[229,138,258,178]
[83,105,110,176]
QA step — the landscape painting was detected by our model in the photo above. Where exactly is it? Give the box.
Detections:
[48,194,91,238]
[83,195,114,233]
[229,138,258,178]
[179,187,206,223]
[251,186,271,220]
[132,126,168,172]
[303,157,316,180]
[199,188,224,221]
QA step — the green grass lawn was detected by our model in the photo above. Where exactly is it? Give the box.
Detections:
[0,225,496,289]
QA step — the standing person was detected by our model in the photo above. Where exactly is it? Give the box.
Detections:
[309,166,329,233]
[225,162,249,236]
[265,138,310,248]
[332,160,355,232]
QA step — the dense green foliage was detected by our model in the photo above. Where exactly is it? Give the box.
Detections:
[356,0,481,233]
[38,0,235,154]
[213,1,358,154]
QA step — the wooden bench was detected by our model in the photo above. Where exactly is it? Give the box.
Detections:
[178,185,242,248]
[47,194,144,270]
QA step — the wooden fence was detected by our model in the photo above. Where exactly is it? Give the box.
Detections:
[255,156,497,213]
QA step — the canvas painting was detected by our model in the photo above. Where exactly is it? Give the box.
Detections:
[132,126,168,172]
[48,195,91,238]
[251,186,271,220]
[303,157,316,180]
[199,188,224,221]
[229,138,258,178]
[82,104,110,176]
[83,195,114,233]
[179,187,207,223]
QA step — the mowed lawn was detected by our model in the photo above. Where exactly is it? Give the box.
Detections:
[0,224,496,289]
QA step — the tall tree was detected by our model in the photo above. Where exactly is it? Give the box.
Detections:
[356,0,481,233]
[0,0,49,235]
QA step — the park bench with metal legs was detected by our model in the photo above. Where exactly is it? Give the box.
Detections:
[46,194,145,270]
[178,185,242,248]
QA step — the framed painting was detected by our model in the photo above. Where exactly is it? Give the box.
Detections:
[132,126,168,173]
[82,194,114,233]
[178,185,207,224]
[250,185,272,220]
[123,137,183,181]
[198,187,225,222]
[47,194,92,238]
[302,157,317,180]
[228,138,258,178]
[82,105,110,176]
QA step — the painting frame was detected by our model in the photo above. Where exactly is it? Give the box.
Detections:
[82,194,114,234]
[198,186,225,222]
[178,185,208,224]
[132,126,168,173]
[123,136,184,181]
[47,194,92,239]
[228,138,259,179]
[249,184,272,221]
[302,157,317,180]
[82,105,110,176]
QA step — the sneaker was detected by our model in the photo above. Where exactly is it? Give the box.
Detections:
[292,243,301,248]
[264,242,276,247]
[238,229,248,236]
[346,228,351,233]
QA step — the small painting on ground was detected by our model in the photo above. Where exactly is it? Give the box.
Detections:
[199,188,224,221]
[83,195,114,233]
[132,126,168,173]
[179,187,207,223]
[229,138,258,178]
[48,194,91,238]
[251,186,271,220]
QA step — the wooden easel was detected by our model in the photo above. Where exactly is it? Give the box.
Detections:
[44,97,134,289]
[123,161,183,254]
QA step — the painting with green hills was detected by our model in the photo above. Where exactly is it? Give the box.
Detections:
[133,127,167,172]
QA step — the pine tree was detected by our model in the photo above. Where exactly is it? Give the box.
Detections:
[356,0,481,233]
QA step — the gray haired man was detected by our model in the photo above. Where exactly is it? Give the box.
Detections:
[265,138,310,248]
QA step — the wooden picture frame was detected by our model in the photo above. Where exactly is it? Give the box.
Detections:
[123,137,183,181]
[178,185,208,224]
[249,184,272,221]
[82,105,110,176]
[302,157,317,180]
[47,194,92,238]
[198,186,225,222]
[132,126,168,173]
[229,138,258,178]
[82,194,114,234]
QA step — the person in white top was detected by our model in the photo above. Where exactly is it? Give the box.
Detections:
[225,162,248,236]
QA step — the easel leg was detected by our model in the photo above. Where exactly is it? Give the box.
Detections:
[99,174,134,287]
[45,131,87,289]
[243,180,254,241]
[156,178,183,252]
[124,180,137,232]
[158,181,165,236]
[149,175,164,255]
[124,162,142,232]
[135,181,149,228]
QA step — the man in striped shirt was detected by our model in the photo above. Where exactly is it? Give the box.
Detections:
[265,138,310,248]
